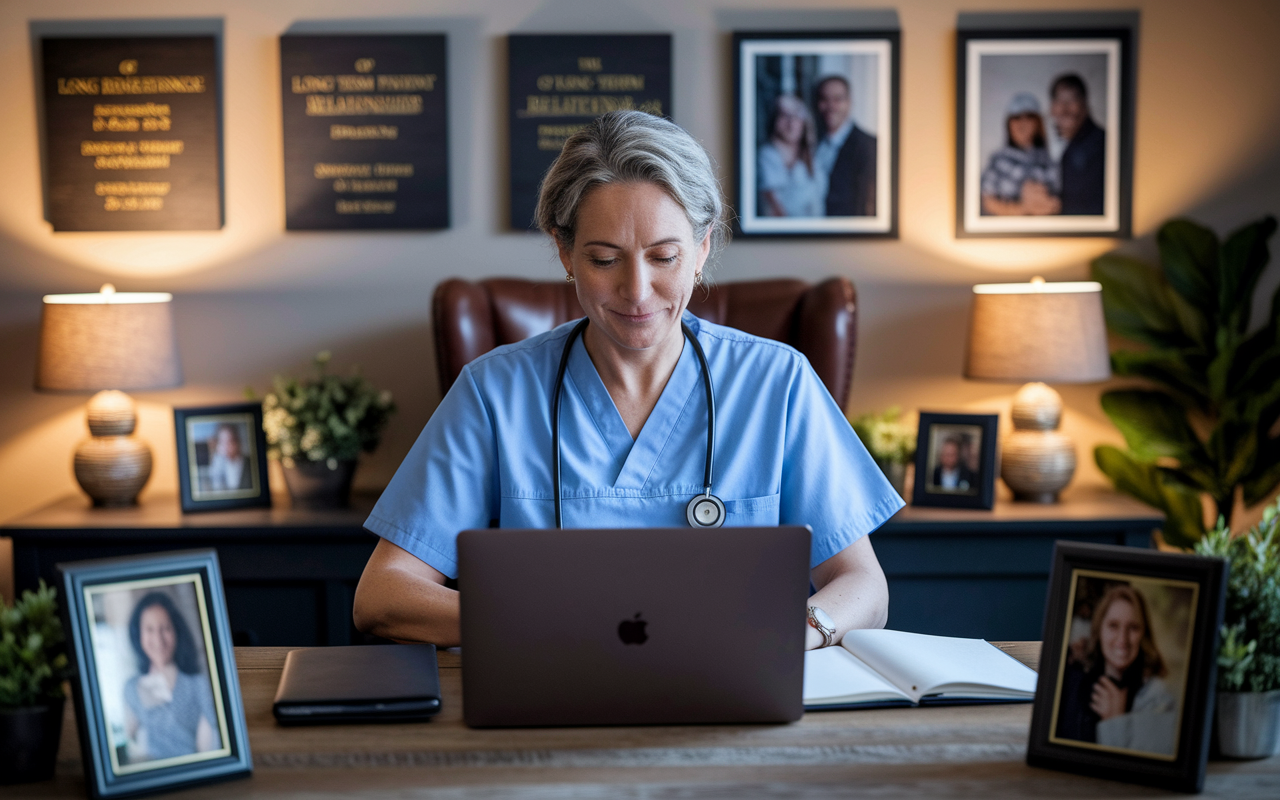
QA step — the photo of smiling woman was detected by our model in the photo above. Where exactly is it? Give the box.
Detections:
[86,576,230,774]
[1051,574,1198,759]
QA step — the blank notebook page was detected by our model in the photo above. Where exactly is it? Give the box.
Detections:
[841,629,1038,696]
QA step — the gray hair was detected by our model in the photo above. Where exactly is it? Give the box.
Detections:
[534,110,730,261]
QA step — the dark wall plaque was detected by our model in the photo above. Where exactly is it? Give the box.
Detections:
[42,37,222,231]
[281,34,448,230]
[508,34,671,230]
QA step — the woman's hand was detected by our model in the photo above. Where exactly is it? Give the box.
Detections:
[804,536,889,650]
[1090,676,1129,720]
[135,672,172,708]
[354,539,461,646]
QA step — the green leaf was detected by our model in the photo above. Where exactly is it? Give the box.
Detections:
[1110,349,1211,409]
[1096,445,1206,545]
[1219,216,1277,334]
[1091,254,1201,349]
[1158,218,1220,320]
[1100,390,1208,463]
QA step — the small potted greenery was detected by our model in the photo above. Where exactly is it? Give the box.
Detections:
[1,582,70,785]
[1195,498,1280,758]
[849,407,917,497]
[255,351,397,509]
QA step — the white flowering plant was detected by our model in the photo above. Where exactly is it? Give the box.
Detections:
[848,406,917,465]
[252,352,396,469]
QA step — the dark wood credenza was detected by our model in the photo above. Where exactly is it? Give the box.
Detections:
[3,493,380,648]
[3,487,1163,645]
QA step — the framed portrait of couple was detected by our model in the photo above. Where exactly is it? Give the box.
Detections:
[734,31,899,238]
[1029,543,1226,792]
[957,28,1135,237]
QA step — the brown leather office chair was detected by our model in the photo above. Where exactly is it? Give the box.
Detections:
[433,277,858,407]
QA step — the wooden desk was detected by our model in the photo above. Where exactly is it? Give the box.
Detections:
[14,643,1278,798]
[3,494,381,647]
[875,487,1164,640]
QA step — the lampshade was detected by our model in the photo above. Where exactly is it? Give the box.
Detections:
[965,280,1110,383]
[36,286,182,392]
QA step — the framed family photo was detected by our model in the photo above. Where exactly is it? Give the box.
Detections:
[956,28,1134,237]
[1028,542,1226,793]
[734,30,899,237]
[58,550,251,798]
[174,403,270,513]
[911,412,998,510]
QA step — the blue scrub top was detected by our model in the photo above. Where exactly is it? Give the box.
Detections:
[365,312,903,579]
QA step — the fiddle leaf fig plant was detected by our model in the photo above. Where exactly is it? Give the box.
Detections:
[1091,215,1280,546]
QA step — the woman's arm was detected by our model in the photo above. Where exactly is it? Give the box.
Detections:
[353,538,461,646]
[805,535,889,650]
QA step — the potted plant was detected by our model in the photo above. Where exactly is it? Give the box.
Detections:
[1195,498,1280,758]
[849,406,917,497]
[255,351,397,509]
[1,582,70,785]
[1091,215,1280,546]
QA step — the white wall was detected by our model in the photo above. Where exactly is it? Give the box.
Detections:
[3,0,1280,599]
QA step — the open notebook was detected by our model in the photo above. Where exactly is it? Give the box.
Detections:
[803,629,1038,710]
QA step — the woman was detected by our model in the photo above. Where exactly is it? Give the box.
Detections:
[123,592,221,763]
[354,110,902,649]
[201,423,252,493]
[1055,585,1178,756]
[980,92,1060,216]
[757,94,826,217]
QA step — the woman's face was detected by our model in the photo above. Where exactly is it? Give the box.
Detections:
[1099,598,1144,674]
[215,427,241,459]
[1008,113,1040,150]
[140,604,176,670]
[560,181,709,355]
[772,106,805,146]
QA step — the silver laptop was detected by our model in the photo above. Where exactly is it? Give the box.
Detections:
[458,526,811,727]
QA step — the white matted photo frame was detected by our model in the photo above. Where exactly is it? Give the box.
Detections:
[1028,542,1226,793]
[174,403,270,513]
[956,28,1134,238]
[734,30,899,238]
[911,412,998,510]
[58,549,251,799]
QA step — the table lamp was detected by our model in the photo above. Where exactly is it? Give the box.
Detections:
[965,278,1110,503]
[36,284,181,506]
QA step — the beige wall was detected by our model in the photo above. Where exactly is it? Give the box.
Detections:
[3,0,1280,600]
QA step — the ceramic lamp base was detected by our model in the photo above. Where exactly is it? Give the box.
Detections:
[1000,382,1076,503]
[73,390,152,507]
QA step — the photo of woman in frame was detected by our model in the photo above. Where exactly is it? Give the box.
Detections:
[1050,572,1198,759]
[85,575,232,776]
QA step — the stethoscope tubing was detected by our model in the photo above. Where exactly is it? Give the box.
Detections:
[551,318,717,528]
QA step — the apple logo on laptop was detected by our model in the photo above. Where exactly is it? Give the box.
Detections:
[617,612,648,645]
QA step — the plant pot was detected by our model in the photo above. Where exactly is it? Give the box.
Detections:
[0,699,64,785]
[282,458,357,509]
[876,460,908,499]
[1216,689,1280,759]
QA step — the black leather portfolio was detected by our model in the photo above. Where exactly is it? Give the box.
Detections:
[272,644,442,725]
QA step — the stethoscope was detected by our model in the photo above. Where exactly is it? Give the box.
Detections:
[551,317,725,529]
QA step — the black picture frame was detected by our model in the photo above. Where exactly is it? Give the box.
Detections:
[733,30,899,238]
[1028,542,1226,793]
[911,412,998,509]
[955,28,1135,238]
[58,549,252,799]
[174,403,270,513]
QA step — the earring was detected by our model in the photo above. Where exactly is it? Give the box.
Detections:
[565,273,575,284]
[694,271,704,286]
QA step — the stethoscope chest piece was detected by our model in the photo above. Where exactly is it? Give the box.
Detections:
[686,493,725,528]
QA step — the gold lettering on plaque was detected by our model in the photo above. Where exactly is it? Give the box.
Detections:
[95,181,170,196]
[314,163,372,178]
[58,77,100,95]
[330,125,399,140]
[355,58,375,73]
[331,178,398,192]
[118,60,138,75]
[94,154,170,170]
[336,199,395,214]
[104,195,164,211]
[376,74,436,91]
[336,75,376,92]
[374,163,413,177]
[293,75,336,93]
[578,57,602,72]
[305,94,423,115]
[101,75,205,94]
